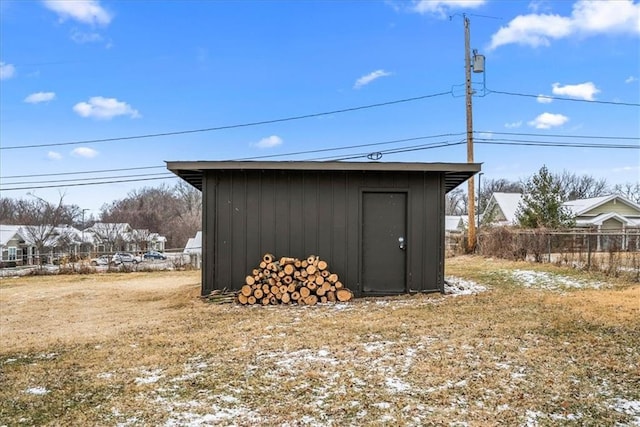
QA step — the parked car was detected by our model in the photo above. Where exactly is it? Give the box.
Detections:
[111,252,138,265]
[90,255,110,266]
[142,251,167,260]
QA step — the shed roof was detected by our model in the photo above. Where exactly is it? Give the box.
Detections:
[166,161,481,193]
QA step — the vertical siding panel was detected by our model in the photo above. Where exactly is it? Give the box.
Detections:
[260,171,277,256]
[317,173,333,260]
[274,171,290,256]
[303,173,319,254]
[215,172,232,290]
[288,171,304,257]
[331,172,348,284]
[202,172,216,295]
[231,173,247,288]
[245,172,261,274]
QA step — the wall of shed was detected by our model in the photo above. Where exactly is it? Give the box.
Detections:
[201,169,445,297]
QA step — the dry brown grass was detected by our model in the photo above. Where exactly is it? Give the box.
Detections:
[1,259,638,426]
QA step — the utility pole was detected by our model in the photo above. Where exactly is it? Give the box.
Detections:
[464,14,476,253]
[460,14,485,252]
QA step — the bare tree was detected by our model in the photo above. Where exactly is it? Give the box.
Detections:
[445,188,467,215]
[478,178,523,214]
[554,170,609,201]
[89,223,128,253]
[18,194,71,265]
[613,182,640,204]
[99,183,201,249]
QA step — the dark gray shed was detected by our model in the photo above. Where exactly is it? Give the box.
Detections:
[167,161,480,297]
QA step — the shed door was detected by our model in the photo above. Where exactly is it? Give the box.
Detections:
[361,192,407,294]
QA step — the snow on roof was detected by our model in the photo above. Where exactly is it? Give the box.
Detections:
[445,216,464,232]
[184,231,202,253]
[490,192,523,224]
[575,212,635,227]
[0,225,24,246]
[562,194,640,216]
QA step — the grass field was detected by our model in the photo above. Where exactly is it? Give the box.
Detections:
[1,256,638,426]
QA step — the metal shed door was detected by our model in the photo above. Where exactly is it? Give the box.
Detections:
[361,192,407,294]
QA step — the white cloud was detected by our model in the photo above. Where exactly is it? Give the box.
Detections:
[412,0,486,16]
[528,112,569,129]
[253,135,283,149]
[489,0,640,50]
[0,62,16,80]
[536,94,553,104]
[504,121,523,129]
[42,0,112,26]
[625,75,638,83]
[70,29,103,44]
[71,147,98,158]
[73,96,140,119]
[24,91,56,104]
[354,70,392,89]
[47,151,62,160]
[551,81,600,101]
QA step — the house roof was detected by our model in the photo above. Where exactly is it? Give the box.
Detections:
[166,161,482,193]
[486,192,523,225]
[575,212,635,227]
[563,194,640,216]
[184,231,202,253]
[445,216,464,232]
[0,225,24,247]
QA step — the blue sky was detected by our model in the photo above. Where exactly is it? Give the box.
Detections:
[1,0,639,214]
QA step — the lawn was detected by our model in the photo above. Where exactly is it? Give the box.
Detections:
[0,257,638,426]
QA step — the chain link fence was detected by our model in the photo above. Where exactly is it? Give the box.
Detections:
[447,228,640,281]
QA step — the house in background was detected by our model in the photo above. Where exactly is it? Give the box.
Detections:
[183,231,202,255]
[481,192,525,226]
[84,223,166,253]
[481,192,640,250]
[0,225,30,266]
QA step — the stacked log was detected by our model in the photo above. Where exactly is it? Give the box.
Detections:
[238,253,353,306]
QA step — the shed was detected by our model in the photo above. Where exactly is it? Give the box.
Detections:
[167,161,480,297]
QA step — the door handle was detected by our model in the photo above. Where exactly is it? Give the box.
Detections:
[398,237,406,250]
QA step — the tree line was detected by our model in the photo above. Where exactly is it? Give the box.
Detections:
[0,181,201,250]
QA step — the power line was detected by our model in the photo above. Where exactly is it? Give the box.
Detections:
[475,139,639,149]
[312,140,466,161]
[232,132,467,161]
[0,132,468,180]
[488,88,640,107]
[2,172,174,186]
[2,130,636,182]
[477,131,639,140]
[1,176,178,192]
[0,90,452,151]
[2,165,165,179]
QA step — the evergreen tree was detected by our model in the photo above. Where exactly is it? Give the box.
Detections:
[516,165,575,229]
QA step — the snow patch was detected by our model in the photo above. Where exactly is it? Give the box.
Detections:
[609,398,640,425]
[25,387,49,395]
[509,269,605,291]
[135,369,163,385]
[444,276,488,296]
[386,377,411,393]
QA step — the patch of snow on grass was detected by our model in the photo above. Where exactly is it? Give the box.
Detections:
[25,387,49,395]
[610,398,640,425]
[444,276,488,296]
[386,377,411,393]
[509,269,605,291]
[135,369,163,385]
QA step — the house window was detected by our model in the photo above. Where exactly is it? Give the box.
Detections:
[8,247,17,261]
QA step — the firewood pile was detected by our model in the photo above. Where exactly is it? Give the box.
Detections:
[238,253,353,306]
